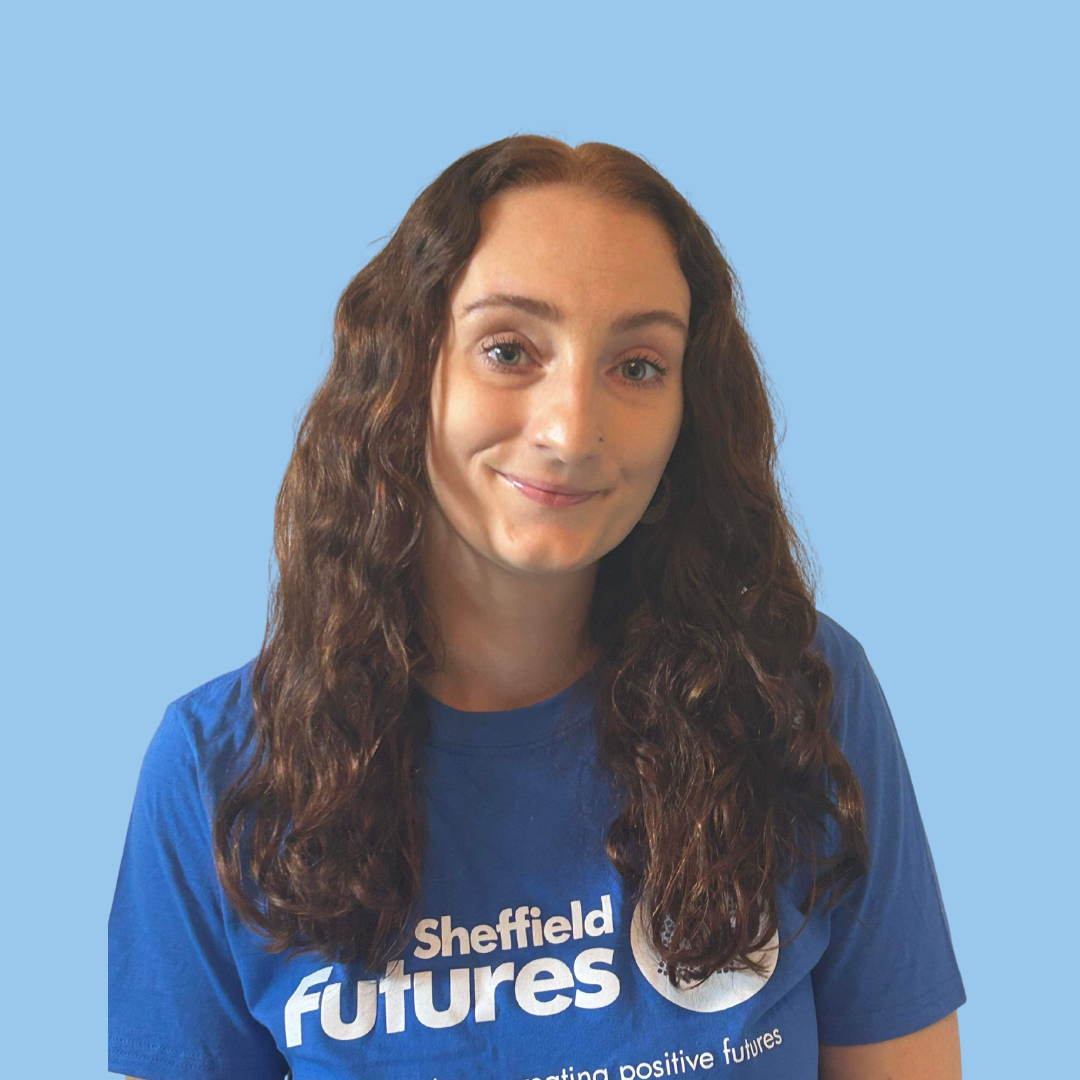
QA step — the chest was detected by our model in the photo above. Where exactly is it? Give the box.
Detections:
[231,738,832,1079]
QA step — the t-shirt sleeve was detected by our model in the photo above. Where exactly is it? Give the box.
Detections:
[108,704,288,1080]
[810,635,966,1045]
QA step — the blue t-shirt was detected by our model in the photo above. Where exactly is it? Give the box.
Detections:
[108,613,965,1080]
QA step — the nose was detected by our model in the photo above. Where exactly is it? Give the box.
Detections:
[525,353,605,463]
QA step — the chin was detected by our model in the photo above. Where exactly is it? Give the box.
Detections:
[493,537,599,576]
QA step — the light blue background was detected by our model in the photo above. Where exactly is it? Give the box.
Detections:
[3,2,1075,1076]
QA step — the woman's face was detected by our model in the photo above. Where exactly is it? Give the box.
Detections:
[426,183,690,577]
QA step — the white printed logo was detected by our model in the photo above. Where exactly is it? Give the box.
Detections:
[629,903,777,1013]
[284,896,621,1047]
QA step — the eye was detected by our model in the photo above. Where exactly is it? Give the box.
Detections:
[618,355,669,387]
[481,335,532,370]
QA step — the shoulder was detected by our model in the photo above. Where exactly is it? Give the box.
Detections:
[138,659,259,820]
[808,611,898,764]
[809,610,870,694]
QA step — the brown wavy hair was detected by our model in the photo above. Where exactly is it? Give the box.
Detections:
[214,134,868,982]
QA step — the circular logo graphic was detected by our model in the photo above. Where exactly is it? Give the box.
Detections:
[629,903,778,1013]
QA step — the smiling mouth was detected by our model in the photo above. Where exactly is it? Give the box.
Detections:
[495,471,601,508]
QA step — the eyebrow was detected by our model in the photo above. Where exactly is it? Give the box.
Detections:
[460,292,689,336]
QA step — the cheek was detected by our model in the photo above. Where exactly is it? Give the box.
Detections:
[428,376,518,486]
[656,398,684,470]
[615,400,682,474]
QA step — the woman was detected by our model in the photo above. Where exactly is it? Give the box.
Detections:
[109,135,965,1079]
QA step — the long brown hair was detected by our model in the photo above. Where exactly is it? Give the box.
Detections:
[214,135,868,982]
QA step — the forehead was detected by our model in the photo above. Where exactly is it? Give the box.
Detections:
[450,184,690,318]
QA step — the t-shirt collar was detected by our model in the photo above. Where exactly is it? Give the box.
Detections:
[422,665,598,749]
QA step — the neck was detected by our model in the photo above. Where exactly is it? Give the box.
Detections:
[417,504,600,712]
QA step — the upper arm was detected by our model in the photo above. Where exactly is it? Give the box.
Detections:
[807,626,967,1054]
[810,623,966,1044]
[820,1010,961,1080]
[109,704,287,1080]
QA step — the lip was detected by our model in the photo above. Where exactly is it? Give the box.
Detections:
[495,471,601,508]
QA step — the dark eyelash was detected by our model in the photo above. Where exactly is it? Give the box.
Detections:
[483,334,529,358]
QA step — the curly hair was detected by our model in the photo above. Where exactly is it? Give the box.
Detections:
[213,134,868,983]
